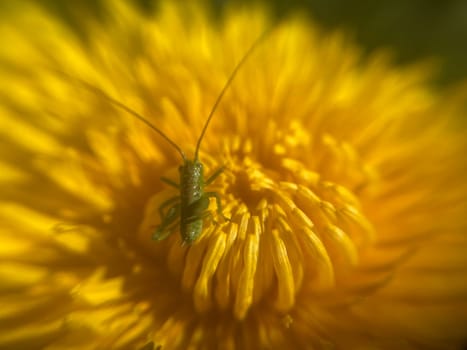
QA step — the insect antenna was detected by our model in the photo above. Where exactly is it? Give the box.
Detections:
[88,87,186,160]
[55,70,187,161]
[194,29,271,161]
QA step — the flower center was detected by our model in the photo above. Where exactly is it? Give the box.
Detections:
[139,122,377,320]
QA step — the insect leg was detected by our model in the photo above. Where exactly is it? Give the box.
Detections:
[205,191,230,221]
[161,177,179,188]
[162,219,181,235]
[205,167,224,185]
[159,204,180,229]
[186,195,210,214]
[159,195,180,219]
[183,209,215,225]
[153,203,180,241]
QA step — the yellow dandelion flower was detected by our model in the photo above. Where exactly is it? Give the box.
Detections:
[1,1,467,349]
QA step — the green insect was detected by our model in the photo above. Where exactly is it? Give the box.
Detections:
[80,32,268,245]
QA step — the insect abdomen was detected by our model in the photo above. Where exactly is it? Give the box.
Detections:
[182,220,203,245]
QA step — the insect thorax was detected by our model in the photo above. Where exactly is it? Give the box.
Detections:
[179,159,204,204]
